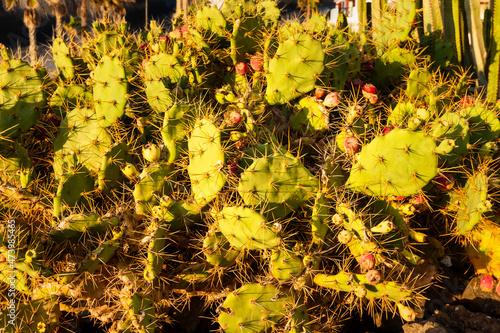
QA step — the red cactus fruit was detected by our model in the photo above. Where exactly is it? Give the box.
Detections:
[139,42,148,50]
[383,126,394,135]
[361,61,374,72]
[250,53,263,71]
[235,62,248,75]
[323,92,340,107]
[235,140,245,149]
[344,136,361,153]
[362,83,377,94]
[228,162,241,176]
[411,195,426,205]
[434,173,455,191]
[366,269,381,285]
[460,97,473,108]
[480,275,495,292]
[230,110,242,124]
[359,253,375,271]
[352,78,364,88]
[315,88,326,99]
[395,196,406,201]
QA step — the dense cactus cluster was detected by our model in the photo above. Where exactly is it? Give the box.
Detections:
[1,0,500,332]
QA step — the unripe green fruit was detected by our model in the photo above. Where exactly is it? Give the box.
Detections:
[121,163,140,178]
[142,144,161,163]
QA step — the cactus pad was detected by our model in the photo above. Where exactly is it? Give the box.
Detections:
[347,129,438,197]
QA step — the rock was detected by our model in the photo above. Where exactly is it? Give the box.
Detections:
[461,276,500,317]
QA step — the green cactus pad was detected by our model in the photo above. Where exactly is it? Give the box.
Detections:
[0,145,34,188]
[451,172,490,234]
[373,48,416,87]
[203,230,240,267]
[265,34,325,105]
[49,84,92,118]
[270,249,304,281]
[429,112,470,166]
[53,107,112,178]
[314,272,413,303]
[50,213,119,242]
[347,129,438,197]
[93,55,128,127]
[218,283,294,333]
[134,162,176,215]
[290,97,330,135]
[460,104,500,146]
[311,191,330,244]
[0,58,46,138]
[187,119,226,206]
[161,104,193,163]
[196,6,227,38]
[238,149,318,219]
[406,68,431,99]
[52,37,76,80]
[214,206,280,250]
[374,0,417,50]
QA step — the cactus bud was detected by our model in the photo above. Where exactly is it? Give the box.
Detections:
[230,110,242,124]
[366,269,381,285]
[397,303,416,322]
[338,230,353,244]
[383,126,394,135]
[362,83,377,94]
[250,53,263,71]
[371,220,394,233]
[323,92,340,107]
[142,143,161,163]
[315,88,326,99]
[228,162,240,176]
[480,275,495,292]
[235,62,248,75]
[354,285,367,298]
[359,253,375,271]
[434,173,455,191]
[344,136,361,153]
[122,163,139,178]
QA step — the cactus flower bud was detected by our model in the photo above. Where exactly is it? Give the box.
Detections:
[323,92,340,107]
[142,143,161,163]
[359,253,375,271]
[480,275,495,292]
[366,269,381,285]
[397,303,416,322]
[230,110,242,124]
[250,53,263,71]
[235,62,248,75]
[338,230,353,244]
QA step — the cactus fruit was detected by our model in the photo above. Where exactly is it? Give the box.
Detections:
[480,275,495,292]
[2,3,500,332]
